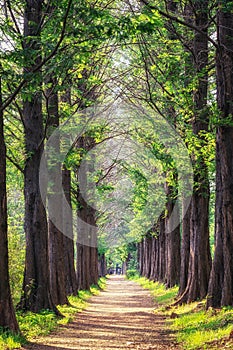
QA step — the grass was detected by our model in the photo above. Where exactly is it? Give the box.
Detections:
[0,277,106,350]
[128,275,233,350]
[171,306,233,349]
[0,329,25,350]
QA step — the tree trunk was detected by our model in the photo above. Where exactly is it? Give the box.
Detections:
[146,235,152,278]
[62,167,78,296]
[149,235,157,280]
[76,243,84,290]
[207,139,223,307]
[165,184,180,288]
[0,73,19,332]
[207,3,233,307]
[178,199,191,296]
[90,245,99,285]
[46,77,68,306]
[138,241,143,276]
[178,3,193,298]
[154,236,160,281]
[141,235,152,278]
[98,253,107,277]
[141,238,147,277]
[76,136,98,290]
[60,86,78,296]
[177,0,211,304]
[19,0,57,313]
[158,215,166,283]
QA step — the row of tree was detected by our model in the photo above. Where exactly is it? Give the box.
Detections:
[135,0,233,308]
[1,0,233,337]
[0,0,119,332]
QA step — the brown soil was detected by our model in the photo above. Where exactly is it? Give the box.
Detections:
[23,275,180,350]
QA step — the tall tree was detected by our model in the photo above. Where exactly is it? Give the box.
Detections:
[19,0,57,313]
[178,2,193,298]
[46,76,68,306]
[63,166,78,295]
[61,86,78,296]
[163,0,181,289]
[207,1,233,307]
[176,0,211,303]
[76,136,98,290]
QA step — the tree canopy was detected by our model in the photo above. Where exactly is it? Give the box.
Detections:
[1,0,233,342]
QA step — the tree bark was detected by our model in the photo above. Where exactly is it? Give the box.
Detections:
[62,167,78,296]
[19,0,57,313]
[178,3,193,298]
[138,241,143,276]
[158,215,166,283]
[60,86,78,296]
[141,235,152,278]
[207,3,233,307]
[176,0,211,304]
[76,136,98,290]
[76,243,84,290]
[0,72,19,332]
[98,253,107,277]
[46,77,68,306]
[165,184,181,288]
[149,235,157,280]
[90,246,99,285]
[164,0,181,289]
[178,199,191,296]
[207,139,223,307]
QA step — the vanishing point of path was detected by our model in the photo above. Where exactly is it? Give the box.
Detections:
[25,276,180,350]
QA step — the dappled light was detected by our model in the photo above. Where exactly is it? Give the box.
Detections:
[23,276,179,350]
[1,0,233,349]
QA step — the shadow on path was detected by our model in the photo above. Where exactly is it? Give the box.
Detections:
[24,275,180,350]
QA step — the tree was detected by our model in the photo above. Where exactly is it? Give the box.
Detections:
[19,0,57,313]
[76,135,99,290]
[165,183,180,287]
[178,2,193,298]
[207,1,233,308]
[46,76,68,306]
[61,87,78,296]
[177,0,211,303]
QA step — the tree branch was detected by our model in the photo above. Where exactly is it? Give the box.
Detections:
[140,0,218,49]
[6,154,24,173]
[1,0,73,112]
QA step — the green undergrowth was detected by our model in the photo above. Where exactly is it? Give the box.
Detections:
[0,277,106,350]
[128,275,233,350]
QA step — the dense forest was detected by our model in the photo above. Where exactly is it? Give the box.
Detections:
[0,0,233,340]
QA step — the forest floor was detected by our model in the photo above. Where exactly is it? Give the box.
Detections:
[23,275,180,350]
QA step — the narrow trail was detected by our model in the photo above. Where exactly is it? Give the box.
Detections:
[25,276,180,350]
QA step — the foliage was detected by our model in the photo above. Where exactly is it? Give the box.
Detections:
[0,328,25,350]
[0,0,229,340]
[8,229,25,306]
[105,245,128,268]
[7,162,25,306]
[17,310,58,340]
[126,244,138,270]
[129,276,178,305]
[126,269,139,279]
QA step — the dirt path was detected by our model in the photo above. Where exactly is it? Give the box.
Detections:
[24,276,180,350]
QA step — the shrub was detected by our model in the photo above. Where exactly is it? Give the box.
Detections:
[126,269,139,279]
